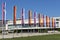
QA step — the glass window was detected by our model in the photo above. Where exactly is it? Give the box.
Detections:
[56,22,59,27]
[56,19,60,21]
[56,22,59,24]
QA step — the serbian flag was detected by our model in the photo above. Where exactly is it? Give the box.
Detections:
[2,2,6,25]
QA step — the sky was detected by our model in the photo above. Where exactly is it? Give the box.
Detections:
[0,0,60,20]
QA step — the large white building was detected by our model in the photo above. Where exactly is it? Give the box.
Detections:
[3,17,60,33]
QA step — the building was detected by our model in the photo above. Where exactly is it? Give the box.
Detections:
[54,17,60,28]
[0,17,58,33]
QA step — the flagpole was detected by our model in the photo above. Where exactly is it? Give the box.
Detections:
[2,2,6,39]
[2,2,3,39]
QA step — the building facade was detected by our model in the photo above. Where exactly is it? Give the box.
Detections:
[5,17,60,31]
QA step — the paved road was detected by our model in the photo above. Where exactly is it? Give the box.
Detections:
[0,32,60,39]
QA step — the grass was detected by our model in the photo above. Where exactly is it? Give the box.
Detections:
[0,34,60,40]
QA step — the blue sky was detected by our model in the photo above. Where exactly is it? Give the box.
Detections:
[0,0,60,20]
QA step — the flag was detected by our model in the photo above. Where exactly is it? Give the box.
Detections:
[28,10,32,26]
[13,6,16,25]
[52,17,55,28]
[2,2,6,25]
[46,16,50,27]
[42,14,44,27]
[34,12,36,26]
[21,8,25,26]
[38,13,40,27]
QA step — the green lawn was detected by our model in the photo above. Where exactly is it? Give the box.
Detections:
[1,34,60,40]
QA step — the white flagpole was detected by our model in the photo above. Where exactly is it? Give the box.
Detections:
[2,2,6,39]
[2,2,4,39]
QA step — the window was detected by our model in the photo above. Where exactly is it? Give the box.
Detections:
[56,22,59,24]
[56,19,60,21]
[56,22,59,27]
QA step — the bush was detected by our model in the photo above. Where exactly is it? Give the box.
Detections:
[57,28,60,31]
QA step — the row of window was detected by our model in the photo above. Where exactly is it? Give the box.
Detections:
[56,19,60,21]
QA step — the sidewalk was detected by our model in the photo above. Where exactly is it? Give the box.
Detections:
[0,32,60,39]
